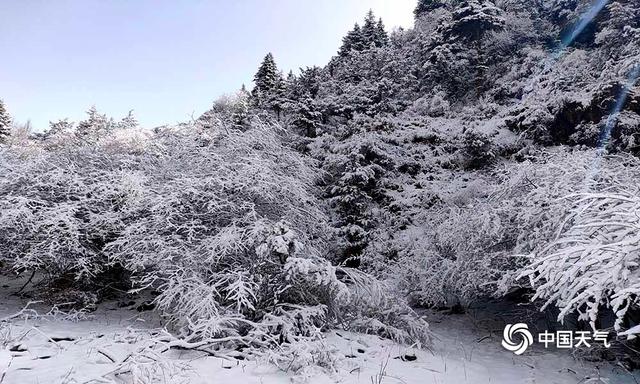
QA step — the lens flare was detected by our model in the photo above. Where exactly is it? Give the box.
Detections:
[560,0,610,49]
[596,66,640,152]
[523,0,610,99]
[584,65,640,189]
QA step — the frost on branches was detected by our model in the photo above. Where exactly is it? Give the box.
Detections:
[0,104,429,361]
[521,153,640,331]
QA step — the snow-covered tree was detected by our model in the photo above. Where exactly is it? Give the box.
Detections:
[521,153,640,331]
[252,53,286,116]
[253,53,280,96]
[339,23,366,56]
[75,106,116,143]
[0,102,430,350]
[198,92,250,131]
[361,10,388,48]
[118,110,138,130]
[0,99,12,143]
[376,18,389,46]
[414,0,448,18]
[339,11,388,57]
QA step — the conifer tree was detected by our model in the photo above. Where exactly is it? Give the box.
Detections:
[0,99,12,143]
[362,10,378,48]
[252,53,281,98]
[45,119,73,139]
[252,53,288,117]
[118,110,138,130]
[414,0,445,17]
[375,18,389,47]
[339,12,388,56]
[298,66,322,98]
[75,106,115,141]
[339,23,365,56]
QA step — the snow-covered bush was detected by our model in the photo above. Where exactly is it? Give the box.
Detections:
[98,121,336,344]
[521,152,640,330]
[460,129,495,169]
[106,121,428,349]
[370,149,610,308]
[0,116,430,360]
[0,100,432,358]
[197,91,250,131]
[387,205,512,307]
[0,133,143,286]
[408,91,450,118]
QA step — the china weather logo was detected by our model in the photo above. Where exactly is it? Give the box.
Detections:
[502,323,534,355]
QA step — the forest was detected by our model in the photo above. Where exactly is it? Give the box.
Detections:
[1,0,640,382]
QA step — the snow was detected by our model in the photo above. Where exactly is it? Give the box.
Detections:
[0,288,637,384]
[619,325,640,340]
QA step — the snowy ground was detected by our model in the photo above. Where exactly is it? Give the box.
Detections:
[0,281,638,384]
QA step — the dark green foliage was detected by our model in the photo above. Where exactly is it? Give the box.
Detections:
[279,67,324,137]
[252,52,287,116]
[461,130,495,169]
[0,100,11,143]
[362,11,388,48]
[253,53,281,96]
[414,0,447,17]
[324,130,395,266]
[339,23,366,56]
[448,1,505,41]
[338,11,388,57]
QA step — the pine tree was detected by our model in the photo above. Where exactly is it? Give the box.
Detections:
[47,119,73,137]
[0,99,12,143]
[362,10,378,48]
[298,66,322,98]
[339,23,365,56]
[281,67,323,137]
[286,70,296,86]
[252,52,288,117]
[118,110,138,130]
[375,18,389,47]
[75,106,114,141]
[252,53,281,98]
[339,12,388,57]
[414,0,446,18]
[361,11,389,48]
[450,0,504,41]
[240,83,248,94]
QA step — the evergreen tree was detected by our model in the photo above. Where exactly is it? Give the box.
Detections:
[339,12,388,57]
[252,53,287,117]
[75,106,115,141]
[449,0,504,41]
[414,0,446,17]
[285,70,296,87]
[0,99,12,143]
[282,67,323,137]
[339,23,365,56]
[42,119,74,147]
[46,119,73,137]
[362,10,378,48]
[595,0,640,51]
[376,18,389,47]
[298,66,322,98]
[252,53,281,98]
[118,110,138,130]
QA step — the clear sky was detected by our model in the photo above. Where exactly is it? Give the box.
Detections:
[0,0,415,131]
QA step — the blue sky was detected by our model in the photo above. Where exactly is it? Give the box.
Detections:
[0,0,415,131]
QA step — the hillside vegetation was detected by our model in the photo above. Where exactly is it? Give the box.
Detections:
[1,0,640,372]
